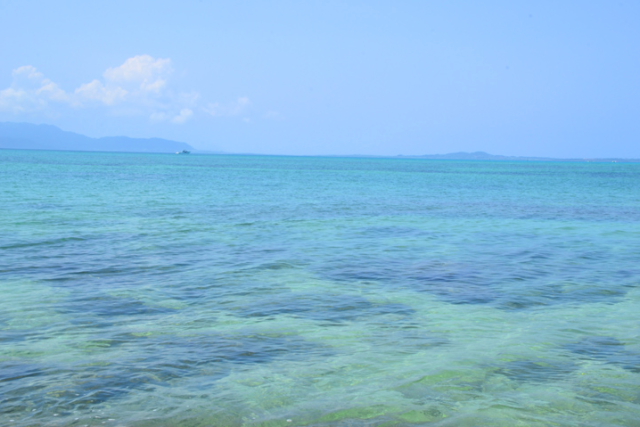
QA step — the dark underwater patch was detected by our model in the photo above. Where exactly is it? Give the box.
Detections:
[322,260,501,306]
[413,270,627,310]
[495,360,577,383]
[252,261,298,270]
[0,361,166,415]
[139,332,327,367]
[49,367,164,408]
[236,292,415,322]
[371,328,448,353]
[162,275,291,305]
[0,362,54,415]
[58,293,176,318]
[354,226,438,239]
[322,263,400,283]
[0,236,87,251]
[318,254,631,310]
[0,362,44,384]
[566,336,625,360]
[0,331,326,414]
[410,271,500,305]
[566,336,640,373]
[0,329,28,344]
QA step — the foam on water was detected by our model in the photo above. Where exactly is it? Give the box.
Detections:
[1,150,639,426]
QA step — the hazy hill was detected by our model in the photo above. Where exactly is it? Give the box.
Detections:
[400,151,639,163]
[2,122,638,162]
[0,122,195,153]
[400,151,552,161]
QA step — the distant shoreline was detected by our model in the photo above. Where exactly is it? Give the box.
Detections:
[2,122,639,162]
[3,146,640,164]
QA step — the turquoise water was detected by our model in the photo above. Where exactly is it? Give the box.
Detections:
[1,150,639,426]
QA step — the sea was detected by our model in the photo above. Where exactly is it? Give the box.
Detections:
[1,149,639,426]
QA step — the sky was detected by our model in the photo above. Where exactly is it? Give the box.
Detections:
[1,0,639,157]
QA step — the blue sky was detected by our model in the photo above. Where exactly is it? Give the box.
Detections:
[1,0,639,157]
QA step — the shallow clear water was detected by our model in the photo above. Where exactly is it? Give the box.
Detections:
[1,150,639,426]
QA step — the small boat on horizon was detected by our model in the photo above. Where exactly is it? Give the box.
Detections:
[176,150,191,154]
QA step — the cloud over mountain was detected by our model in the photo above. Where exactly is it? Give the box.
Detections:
[0,66,70,114]
[75,55,173,106]
[204,96,251,117]
[0,55,247,125]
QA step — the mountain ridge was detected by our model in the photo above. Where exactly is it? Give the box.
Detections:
[2,122,639,162]
[0,122,197,154]
[398,151,639,162]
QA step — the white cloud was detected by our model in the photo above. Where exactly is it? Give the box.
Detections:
[1,56,252,125]
[0,65,69,113]
[75,79,128,106]
[104,55,172,89]
[171,108,193,124]
[264,110,284,120]
[205,96,251,117]
[149,108,194,124]
[74,55,174,107]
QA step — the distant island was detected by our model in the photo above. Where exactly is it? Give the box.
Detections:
[398,151,640,163]
[1,122,638,162]
[0,122,196,154]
